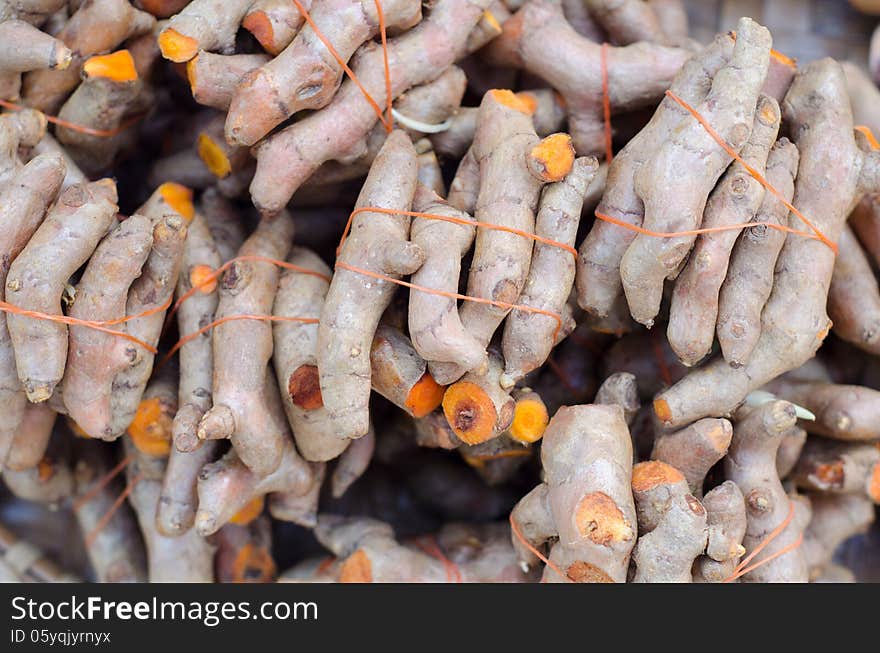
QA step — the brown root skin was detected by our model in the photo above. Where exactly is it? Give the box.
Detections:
[716,137,799,367]
[317,131,421,442]
[26,134,86,191]
[272,247,348,462]
[618,19,771,327]
[801,493,875,579]
[0,152,65,467]
[158,0,253,62]
[763,377,880,441]
[7,179,118,404]
[441,350,514,445]
[725,401,808,582]
[667,95,782,367]
[72,441,147,582]
[510,404,635,582]
[126,463,215,582]
[226,0,422,147]
[843,61,880,141]
[198,213,295,477]
[136,0,191,18]
[242,0,310,55]
[594,372,640,426]
[371,325,445,418]
[195,438,321,536]
[693,480,746,583]
[651,418,732,497]
[331,427,375,498]
[502,156,598,384]
[21,0,155,114]
[0,109,48,187]
[792,439,880,501]
[576,33,734,318]
[186,51,270,111]
[484,0,690,157]
[5,403,57,472]
[0,1,67,25]
[3,449,73,507]
[654,59,880,429]
[0,19,72,101]
[314,516,534,582]
[776,424,807,479]
[631,461,708,583]
[249,0,492,213]
[828,224,880,356]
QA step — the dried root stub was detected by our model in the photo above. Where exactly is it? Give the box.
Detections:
[484,0,691,157]
[510,404,636,582]
[654,58,880,429]
[441,350,514,445]
[0,18,72,101]
[311,516,534,583]
[725,401,808,582]
[317,130,422,442]
[198,212,295,477]
[792,439,880,502]
[630,461,708,583]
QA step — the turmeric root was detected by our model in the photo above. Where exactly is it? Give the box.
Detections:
[715,137,799,366]
[198,213,294,477]
[21,0,154,113]
[0,150,65,466]
[0,1,66,25]
[226,0,422,146]
[313,516,534,582]
[725,401,808,582]
[651,418,732,497]
[186,51,270,111]
[654,59,880,429]
[827,224,880,356]
[3,441,72,507]
[4,403,56,471]
[441,349,514,445]
[72,441,147,582]
[195,436,322,536]
[801,493,875,580]
[0,108,47,186]
[510,404,635,582]
[792,439,880,502]
[0,19,72,101]
[6,179,118,403]
[371,324,445,418]
[776,424,807,479]
[331,425,374,498]
[484,0,690,157]
[242,0,310,55]
[501,155,598,385]
[693,480,746,583]
[630,461,708,583]
[55,50,141,175]
[666,96,783,366]
[250,0,492,213]
[317,130,421,442]
[158,0,253,63]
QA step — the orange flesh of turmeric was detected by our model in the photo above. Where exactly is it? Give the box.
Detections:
[158,28,199,63]
[230,496,265,526]
[405,372,445,418]
[128,397,173,457]
[83,50,138,82]
[158,182,195,221]
[442,381,498,445]
[508,397,549,444]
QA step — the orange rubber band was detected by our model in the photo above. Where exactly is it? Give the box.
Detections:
[723,500,801,583]
[413,536,462,583]
[0,98,143,138]
[85,473,142,548]
[71,455,132,512]
[509,512,572,582]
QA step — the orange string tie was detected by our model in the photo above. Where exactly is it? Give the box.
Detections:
[0,297,171,354]
[723,500,802,583]
[71,455,133,513]
[289,0,393,132]
[413,536,462,583]
[164,255,331,331]
[600,42,613,164]
[509,512,572,583]
[0,98,143,138]
[85,473,143,548]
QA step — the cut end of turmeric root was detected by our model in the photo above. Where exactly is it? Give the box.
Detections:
[338,549,372,583]
[158,182,195,221]
[442,381,499,445]
[230,496,265,526]
[288,365,324,410]
[197,133,233,178]
[232,543,277,583]
[632,461,686,491]
[404,372,445,418]
[128,397,174,457]
[509,397,549,444]
[653,398,673,424]
[868,462,880,504]
[190,264,218,294]
[83,50,139,82]
[566,560,615,583]
[242,12,277,54]
[158,28,199,63]
[185,55,199,91]
[574,491,634,545]
[528,133,575,182]
[489,89,535,115]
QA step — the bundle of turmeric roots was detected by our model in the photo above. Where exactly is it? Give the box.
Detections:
[0,0,878,584]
